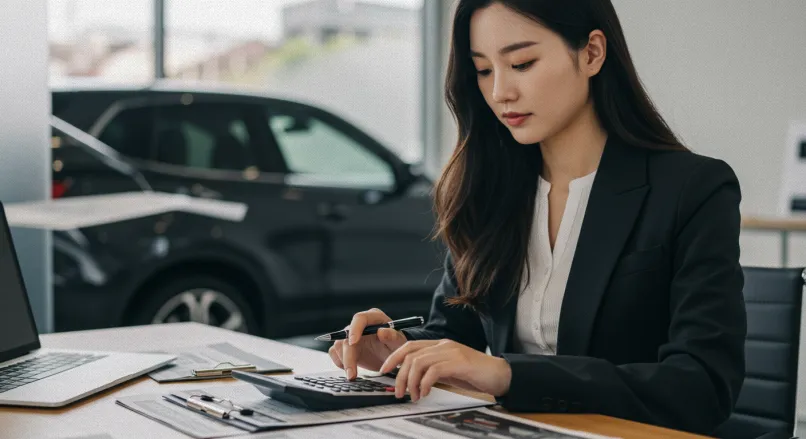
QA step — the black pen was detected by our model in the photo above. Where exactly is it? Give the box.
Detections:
[314,316,424,341]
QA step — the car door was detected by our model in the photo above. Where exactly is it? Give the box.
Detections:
[262,101,441,321]
[94,94,330,331]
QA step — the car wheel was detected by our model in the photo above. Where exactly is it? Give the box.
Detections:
[132,275,259,334]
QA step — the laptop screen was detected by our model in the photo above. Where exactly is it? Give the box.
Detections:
[0,206,40,362]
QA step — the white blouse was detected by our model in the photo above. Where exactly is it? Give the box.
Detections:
[514,171,597,355]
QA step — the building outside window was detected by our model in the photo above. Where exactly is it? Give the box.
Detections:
[48,0,425,165]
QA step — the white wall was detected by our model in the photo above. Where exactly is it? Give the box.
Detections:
[612,0,806,268]
[0,0,52,332]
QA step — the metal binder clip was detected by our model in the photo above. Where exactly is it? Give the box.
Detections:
[192,361,257,377]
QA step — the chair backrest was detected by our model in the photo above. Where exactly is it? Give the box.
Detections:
[716,267,805,439]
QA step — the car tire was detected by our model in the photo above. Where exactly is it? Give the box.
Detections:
[131,275,260,334]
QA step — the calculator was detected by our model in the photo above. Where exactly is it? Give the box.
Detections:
[232,371,410,410]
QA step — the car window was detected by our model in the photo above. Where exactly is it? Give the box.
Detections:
[267,112,394,186]
[97,106,155,160]
[152,104,257,171]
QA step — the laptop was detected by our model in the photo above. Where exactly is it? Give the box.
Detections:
[0,202,175,407]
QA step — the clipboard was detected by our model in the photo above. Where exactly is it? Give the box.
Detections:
[148,342,292,382]
[163,391,286,432]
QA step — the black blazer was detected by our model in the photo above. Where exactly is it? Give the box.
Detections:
[402,135,746,436]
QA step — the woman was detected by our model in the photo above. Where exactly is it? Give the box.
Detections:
[329,0,746,435]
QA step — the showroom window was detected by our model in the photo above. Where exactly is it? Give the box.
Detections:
[49,0,426,166]
[165,0,424,166]
[48,0,154,84]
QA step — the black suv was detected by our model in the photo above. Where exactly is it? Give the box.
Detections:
[50,80,442,338]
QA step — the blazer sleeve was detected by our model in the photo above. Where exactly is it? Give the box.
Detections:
[497,158,747,435]
[401,252,488,353]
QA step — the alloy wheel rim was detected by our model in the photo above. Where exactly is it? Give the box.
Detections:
[151,288,248,332]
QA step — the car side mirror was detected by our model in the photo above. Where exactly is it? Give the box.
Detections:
[284,117,311,133]
[395,163,423,192]
[361,163,422,205]
[406,163,425,178]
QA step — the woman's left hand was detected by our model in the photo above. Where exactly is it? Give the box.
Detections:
[378,339,512,402]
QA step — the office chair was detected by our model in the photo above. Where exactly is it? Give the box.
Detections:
[716,267,805,439]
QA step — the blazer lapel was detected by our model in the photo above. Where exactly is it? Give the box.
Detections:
[556,137,649,356]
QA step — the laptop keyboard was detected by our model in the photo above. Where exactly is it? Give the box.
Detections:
[0,352,106,394]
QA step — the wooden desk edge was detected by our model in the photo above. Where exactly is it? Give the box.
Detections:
[437,385,713,438]
[742,215,806,231]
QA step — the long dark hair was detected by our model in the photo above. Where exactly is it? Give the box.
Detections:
[435,0,685,310]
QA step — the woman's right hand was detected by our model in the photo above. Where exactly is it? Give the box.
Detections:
[328,308,407,380]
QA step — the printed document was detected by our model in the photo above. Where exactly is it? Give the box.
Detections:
[249,408,620,439]
[116,372,492,438]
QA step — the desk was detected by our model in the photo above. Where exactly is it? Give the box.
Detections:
[742,215,806,267]
[0,323,711,439]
